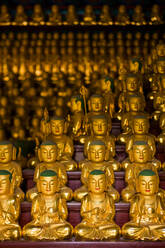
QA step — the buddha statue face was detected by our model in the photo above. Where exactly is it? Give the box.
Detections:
[132,143,150,163]
[50,119,64,136]
[101,78,112,92]
[88,143,106,163]
[128,96,142,112]
[134,5,142,14]
[157,60,165,74]
[118,5,126,14]
[39,176,58,196]
[16,5,24,14]
[51,5,59,14]
[70,96,83,113]
[91,117,108,135]
[31,117,40,128]
[102,5,109,14]
[34,4,42,14]
[156,44,165,57]
[129,60,141,73]
[39,143,57,163]
[85,5,93,15]
[133,117,149,134]
[0,143,13,163]
[88,171,106,194]
[1,5,8,14]
[160,75,165,90]
[68,5,76,14]
[137,170,158,195]
[0,172,12,195]
[90,96,103,112]
[126,76,138,92]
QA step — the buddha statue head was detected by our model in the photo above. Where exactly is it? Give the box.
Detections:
[88,170,107,193]
[70,95,84,113]
[132,115,149,135]
[0,170,14,195]
[134,5,143,14]
[37,169,59,195]
[136,169,159,195]
[156,43,165,57]
[88,140,109,162]
[156,57,165,74]
[129,141,151,163]
[84,5,94,15]
[50,116,66,136]
[0,5,9,15]
[88,95,103,112]
[33,4,43,15]
[38,141,58,163]
[91,115,111,136]
[101,76,114,93]
[31,117,40,129]
[16,5,25,15]
[129,58,142,73]
[125,74,138,92]
[127,95,144,112]
[51,5,60,15]
[0,141,17,163]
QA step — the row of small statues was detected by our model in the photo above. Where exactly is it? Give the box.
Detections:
[0,31,162,48]
[0,139,165,241]
[0,4,163,26]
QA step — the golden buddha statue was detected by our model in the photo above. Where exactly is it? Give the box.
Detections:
[153,73,165,120]
[81,5,96,25]
[87,94,111,131]
[122,115,160,170]
[82,116,120,171]
[132,5,146,25]
[31,4,44,25]
[26,141,73,202]
[100,77,115,118]
[157,112,165,144]
[116,5,130,25]
[75,170,120,240]
[121,141,160,202]
[118,73,143,116]
[67,95,86,144]
[13,5,28,25]
[23,170,73,240]
[48,5,62,25]
[122,169,165,240]
[118,94,146,143]
[0,170,21,240]
[99,5,113,25]
[0,141,24,201]
[0,5,11,25]
[74,140,119,202]
[64,5,79,25]
[46,116,77,171]
[150,4,163,25]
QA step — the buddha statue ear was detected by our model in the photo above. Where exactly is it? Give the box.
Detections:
[64,120,68,134]
[10,171,16,194]
[90,123,94,136]
[135,177,140,192]
[88,99,91,112]
[105,149,110,161]
[129,150,134,162]
[37,180,41,192]
[38,148,42,162]
[12,146,17,160]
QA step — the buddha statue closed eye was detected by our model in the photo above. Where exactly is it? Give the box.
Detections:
[122,169,165,241]
[75,170,121,240]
